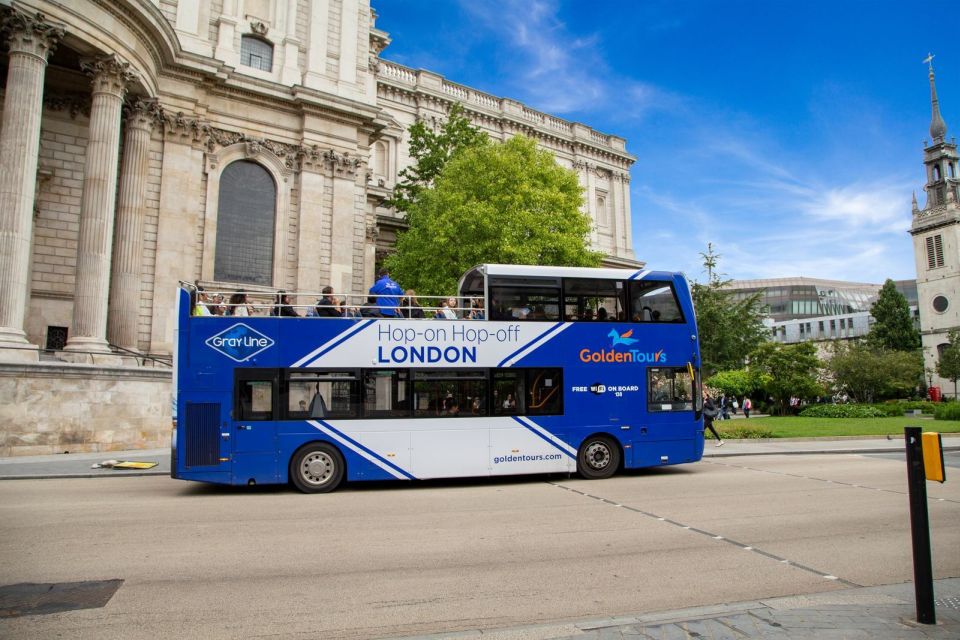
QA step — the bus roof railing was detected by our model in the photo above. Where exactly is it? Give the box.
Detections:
[181,282,484,319]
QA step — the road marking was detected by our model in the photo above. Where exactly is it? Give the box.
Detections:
[548,481,861,588]
[704,459,960,505]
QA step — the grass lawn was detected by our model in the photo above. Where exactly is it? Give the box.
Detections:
[716,416,960,439]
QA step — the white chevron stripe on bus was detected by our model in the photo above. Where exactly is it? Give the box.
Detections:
[501,323,573,368]
[307,420,411,480]
[514,416,577,456]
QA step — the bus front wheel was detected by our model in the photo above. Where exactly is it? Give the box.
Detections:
[290,443,345,493]
[577,436,620,480]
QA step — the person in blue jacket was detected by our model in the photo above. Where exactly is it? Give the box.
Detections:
[369,268,403,317]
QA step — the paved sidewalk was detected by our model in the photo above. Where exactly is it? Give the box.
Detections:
[0,448,170,479]
[1,436,958,480]
[393,579,960,639]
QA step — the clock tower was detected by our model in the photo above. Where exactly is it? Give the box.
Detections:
[910,57,960,396]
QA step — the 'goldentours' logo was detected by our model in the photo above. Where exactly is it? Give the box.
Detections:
[205,323,274,362]
[578,329,667,364]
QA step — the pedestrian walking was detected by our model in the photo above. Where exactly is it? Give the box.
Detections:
[703,393,723,446]
[743,396,752,418]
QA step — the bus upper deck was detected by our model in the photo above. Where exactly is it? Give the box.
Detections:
[173,264,704,492]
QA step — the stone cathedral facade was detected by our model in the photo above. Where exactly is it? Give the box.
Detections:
[0,0,637,364]
[0,1,637,454]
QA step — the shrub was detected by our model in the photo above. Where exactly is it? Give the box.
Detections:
[870,404,906,417]
[716,424,774,439]
[934,403,960,420]
[799,404,886,418]
[890,400,938,413]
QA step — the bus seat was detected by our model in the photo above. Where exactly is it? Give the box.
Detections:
[308,393,328,419]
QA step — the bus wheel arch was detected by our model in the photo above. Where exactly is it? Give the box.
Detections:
[289,441,346,493]
[576,433,622,480]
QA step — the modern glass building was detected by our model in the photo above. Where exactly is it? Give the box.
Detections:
[723,278,919,345]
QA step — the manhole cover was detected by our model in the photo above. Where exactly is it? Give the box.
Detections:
[0,580,123,618]
[936,596,960,611]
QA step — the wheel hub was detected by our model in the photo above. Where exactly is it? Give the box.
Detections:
[586,442,610,469]
[303,453,333,484]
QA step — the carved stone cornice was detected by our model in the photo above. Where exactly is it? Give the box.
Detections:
[80,54,138,98]
[43,91,91,119]
[160,109,364,176]
[0,8,64,60]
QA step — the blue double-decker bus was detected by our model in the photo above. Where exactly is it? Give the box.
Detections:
[172,265,704,492]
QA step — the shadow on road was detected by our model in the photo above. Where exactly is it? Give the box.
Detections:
[172,464,699,497]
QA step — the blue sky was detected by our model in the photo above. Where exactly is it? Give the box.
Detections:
[373,0,958,284]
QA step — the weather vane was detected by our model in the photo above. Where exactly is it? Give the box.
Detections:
[923,52,935,71]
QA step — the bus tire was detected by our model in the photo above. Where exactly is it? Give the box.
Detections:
[290,443,345,493]
[577,435,620,480]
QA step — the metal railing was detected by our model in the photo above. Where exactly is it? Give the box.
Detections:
[182,282,485,320]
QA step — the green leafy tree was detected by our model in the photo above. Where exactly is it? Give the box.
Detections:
[749,341,822,414]
[828,341,923,403]
[866,279,920,352]
[937,330,960,399]
[691,245,769,374]
[705,369,769,397]
[385,103,489,214]
[385,135,601,296]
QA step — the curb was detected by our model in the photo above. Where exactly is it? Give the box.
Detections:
[705,445,960,458]
[0,471,170,481]
[2,442,957,481]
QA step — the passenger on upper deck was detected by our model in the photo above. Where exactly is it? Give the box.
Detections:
[272,292,300,317]
[401,290,425,319]
[226,292,252,316]
[192,285,212,317]
[359,296,383,318]
[369,268,403,317]
[434,299,457,320]
[315,286,343,317]
[468,299,485,320]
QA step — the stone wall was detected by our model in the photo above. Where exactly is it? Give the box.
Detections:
[0,363,172,456]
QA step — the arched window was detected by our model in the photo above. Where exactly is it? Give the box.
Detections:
[214,161,276,286]
[949,162,956,178]
[241,35,273,71]
[375,141,388,178]
[932,164,941,181]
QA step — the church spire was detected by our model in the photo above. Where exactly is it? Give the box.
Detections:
[925,53,948,143]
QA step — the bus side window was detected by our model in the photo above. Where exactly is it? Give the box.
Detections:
[492,370,523,415]
[525,368,563,415]
[630,281,684,323]
[647,367,693,411]
[238,379,274,421]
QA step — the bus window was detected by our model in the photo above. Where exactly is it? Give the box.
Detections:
[492,370,523,415]
[363,370,410,418]
[525,368,562,415]
[412,370,486,417]
[647,367,693,411]
[563,279,626,321]
[488,276,561,321]
[630,281,685,323]
[237,378,274,421]
[287,371,358,420]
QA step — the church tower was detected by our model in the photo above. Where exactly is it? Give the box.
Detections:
[910,57,960,395]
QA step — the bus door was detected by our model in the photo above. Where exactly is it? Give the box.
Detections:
[639,365,699,466]
[232,369,280,484]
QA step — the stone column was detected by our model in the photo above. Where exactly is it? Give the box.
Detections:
[107,98,157,352]
[63,55,137,361]
[0,10,63,362]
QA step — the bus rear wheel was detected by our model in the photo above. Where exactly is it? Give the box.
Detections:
[577,436,620,480]
[291,443,344,493]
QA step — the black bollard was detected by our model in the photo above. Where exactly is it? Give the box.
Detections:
[904,427,935,625]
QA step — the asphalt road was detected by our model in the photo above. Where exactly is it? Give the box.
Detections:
[1,453,958,639]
